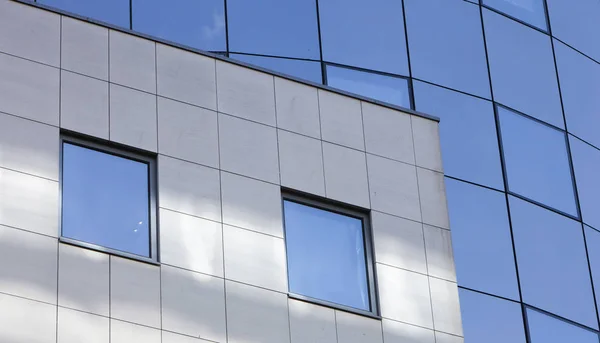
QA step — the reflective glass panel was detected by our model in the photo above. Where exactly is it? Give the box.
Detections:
[227,0,319,59]
[326,65,411,108]
[283,200,370,311]
[498,107,577,216]
[38,0,130,28]
[585,225,600,321]
[62,143,151,257]
[569,135,600,229]
[510,197,597,329]
[132,0,226,51]
[318,0,409,75]
[547,0,600,62]
[459,289,526,343]
[483,0,547,30]
[414,81,503,190]
[445,178,519,300]
[554,40,600,149]
[527,308,599,342]
[405,0,491,98]
[230,54,322,84]
[483,9,563,127]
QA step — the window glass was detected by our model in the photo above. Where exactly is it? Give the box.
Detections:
[498,107,577,216]
[326,65,411,108]
[318,0,409,75]
[554,40,600,149]
[445,178,519,300]
[414,81,503,190]
[230,54,322,84]
[546,0,600,62]
[227,0,319,59]
[584,225,600,321]
[38,0,130,28]
[62,143,151,257]
[482,0,547,30]
[527,308,599,342]
[459,289,526,343]
[483,9,563,128]
[569,135,600,230]
[132,0,226,52]
[283,200,370,311]
[510,196,597,329]
[405,0,490,98]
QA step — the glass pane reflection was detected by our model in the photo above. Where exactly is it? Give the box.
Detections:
[283,200,369,311]
[483,0,547,30]
[527,308,599,342]
[62,143,151,257]
[230,54,322,84]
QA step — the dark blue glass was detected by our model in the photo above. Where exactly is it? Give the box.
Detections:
[483,0,547,30]
[326,65,411,108]
[445,178,519,300]
[510,197,597,329]
[584,225,600,321]
[62,143,150,257]
[283,200,369,311]
[132,0,226,51]
[405,0,491,98]
[527,308,599,342]
[555,40,600,149]
[459,289,526,343]
[547,0,600,62]
[498,107,577,216]
[318,0,409,75]
[38,0,130,28]
[483,9,563,128]
[414,81,503,190]
[229,54,322,84]
[569,135,600,230]
[227,0,319,59]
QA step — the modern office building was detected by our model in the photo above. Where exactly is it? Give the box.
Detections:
[0,0,597,342]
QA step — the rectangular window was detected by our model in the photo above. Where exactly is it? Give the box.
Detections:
[60,135,157,262]
[282,192,378,316]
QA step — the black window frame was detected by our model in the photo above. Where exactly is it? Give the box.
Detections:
[59,133,159,264]
[281,190,380,318]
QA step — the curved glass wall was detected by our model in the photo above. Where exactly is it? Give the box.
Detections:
[35,0,600,340]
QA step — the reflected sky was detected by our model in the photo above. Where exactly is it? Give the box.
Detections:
[527,308,599,342]
[38,0,130,28]
[62,143,150,257]
[510,196,597,329]
[569,135,600,230]
[585,225,600,322]
[445,178,519,300]
[229,54,322,84]
[326,65,411,108]
[132,0,226,51]
[483,0,547,30]
[283,200,369,311]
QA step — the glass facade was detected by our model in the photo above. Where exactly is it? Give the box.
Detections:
[38,0,600,339]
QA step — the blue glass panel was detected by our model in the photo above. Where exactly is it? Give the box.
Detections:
[547,0,600,62]
[498,107,577,216]
[510,197,597,329]
[318,0,409,75]
[405,0,491,98]
[445,178,519,300]
[527,308,599,342]
[483,0,547,30]
[570,135,600,230]
[38,0,130,28]
[459,289,526,343]
[132,0,226,51]
[483,9,563,128]
[283,200,369,311]
[414,81,503,190]
[62,143,150,257]
[227,0,319,59]
[554,40,600,149]
[229,54,322,84]
[326,65,411,108]
[585,225,600,321]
